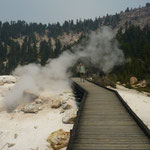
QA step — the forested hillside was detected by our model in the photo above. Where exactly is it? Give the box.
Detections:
[116,25,150,82]
[0,3,150,85]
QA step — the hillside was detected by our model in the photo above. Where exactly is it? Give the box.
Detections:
[116,4,150,30]
[0,3,150,79]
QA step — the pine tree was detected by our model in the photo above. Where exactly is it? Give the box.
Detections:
[54,39,62,58]
[0,41,7,61]
[39,40,51,65]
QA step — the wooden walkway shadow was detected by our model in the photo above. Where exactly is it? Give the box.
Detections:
[67,78,150,150]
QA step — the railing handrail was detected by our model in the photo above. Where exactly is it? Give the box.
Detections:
[67,81,88,150]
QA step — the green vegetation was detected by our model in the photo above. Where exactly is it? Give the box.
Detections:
[0,13,121,74]
[0,3,150,93]
[136,87,150,93]
[115,25,150,83]
[0,21,150,85]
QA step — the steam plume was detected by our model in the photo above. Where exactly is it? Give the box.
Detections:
[4,27,124,111]
[75,27,124,73]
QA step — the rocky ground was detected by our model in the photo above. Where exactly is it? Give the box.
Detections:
[0,76,77,150]
[1,75,150,150]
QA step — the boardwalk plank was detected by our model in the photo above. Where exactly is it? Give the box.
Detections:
[69,78,150,150]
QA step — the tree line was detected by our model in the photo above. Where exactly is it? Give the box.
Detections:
[0,3,150,81]
[0,37,65,74]
[115,25,150,82]
[0,12,121,75]
[0,12,120,41]
[0,23,150,82]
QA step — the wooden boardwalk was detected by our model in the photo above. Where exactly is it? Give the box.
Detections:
[69,78,150,150]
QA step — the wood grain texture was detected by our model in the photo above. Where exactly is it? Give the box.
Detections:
[70,78,150,150]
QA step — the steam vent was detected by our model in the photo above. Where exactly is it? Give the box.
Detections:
[1,1,150,150]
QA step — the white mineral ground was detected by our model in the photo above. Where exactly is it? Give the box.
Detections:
[0,76,77,150]
[0,76,150,150]
[109,85,150,129]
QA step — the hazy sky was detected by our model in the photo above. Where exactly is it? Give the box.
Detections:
[0,0,150,24]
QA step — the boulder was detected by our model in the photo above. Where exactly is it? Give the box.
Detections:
[35,99,43,104]
[147,94,150,97]
[6,80,16,84]
[8,143,15,148]
[61,103,71,110]
[131,84,137,88]
[51,100,61,109]
[0,81,4,86]
[47,129,70,150]
[60,108,65,114]
[34,126,38,129]
[22,103,39,113]
[116,81,121,85]
[14,133,18,139]
[62,109,77,124]
[136,80,147,88]
[38,96,52,102]
[61,100,67,104]
[130,77,138,85]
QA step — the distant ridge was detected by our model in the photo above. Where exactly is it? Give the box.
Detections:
[0,3,150,77]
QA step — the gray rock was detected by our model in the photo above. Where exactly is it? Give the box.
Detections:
[147,94,150,97]
[136,80,147,88]
[14,133,18,139]
[60,108,65,114]
[51,100,61,109]
[62,103,71,110]
[14,109,19,113]
[8,143,15,148]
[61,100,67,104]
[35,99,42,104]
[22,103,39,113]
[0,81,4,86]
[34,126,38,129]
[62,109,77,124]
[116,81,121,85]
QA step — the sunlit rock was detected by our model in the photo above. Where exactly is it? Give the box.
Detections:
[22,103,39,113]
[130,77,138,85]
[47,129,70,150]
[51,100,61,109]
[62,109,77,124]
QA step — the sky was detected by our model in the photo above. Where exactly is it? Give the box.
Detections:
[0,0,150,24]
